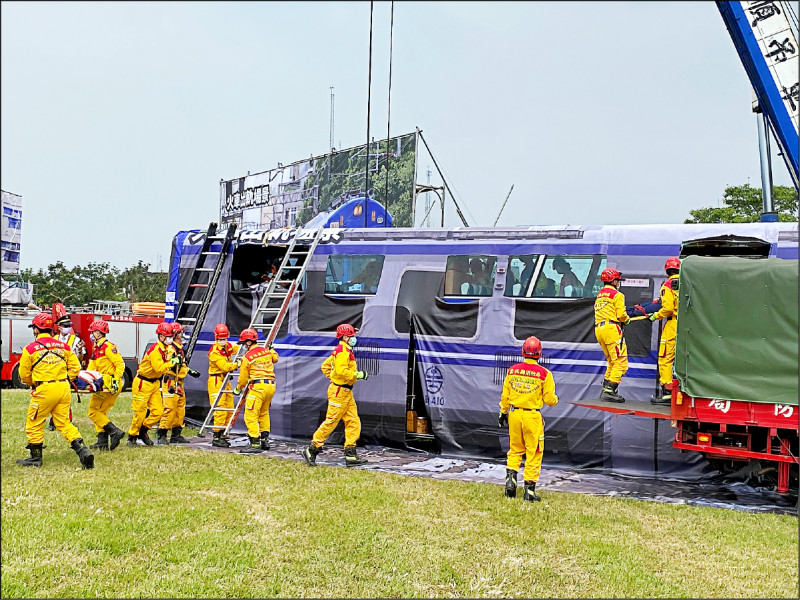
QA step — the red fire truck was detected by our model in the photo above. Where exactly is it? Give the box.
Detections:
[1,307,162,390]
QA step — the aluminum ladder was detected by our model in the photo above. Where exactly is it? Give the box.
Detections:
[173,222,237,364]
[198,227,325,437]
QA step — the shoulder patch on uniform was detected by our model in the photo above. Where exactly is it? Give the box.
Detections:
[112,347,118,354]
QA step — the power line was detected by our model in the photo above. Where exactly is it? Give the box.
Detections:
[383,1,394,227]
[364,1,374,228]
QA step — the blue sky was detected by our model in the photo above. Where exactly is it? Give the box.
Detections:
[1,1,794,271]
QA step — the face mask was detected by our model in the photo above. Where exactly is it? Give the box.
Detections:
[347,336,358,347]
[61,326,72,335]
[217,339,228,346]
[92,332,103,342]
[164,336,174,345]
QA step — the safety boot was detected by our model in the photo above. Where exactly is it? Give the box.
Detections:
[138,426,154,446]
[344,445,367,467]
[90,431,109,451]
[600,379,626,403]
[16,443,43,467]
[260,431,270,451]
[240,436,263,454]
[212,431,231,448]
[104,422,126,451]
[127,434,139,447]
[70,438,95,469]
[523,480,541,502]
[156,428,170,445]
[302,444,320,466]
[170,426,189,444]
[650,385,671,405]
[505,468,518,498]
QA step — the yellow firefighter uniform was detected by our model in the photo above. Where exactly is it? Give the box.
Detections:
[207,340,240,432]
[236,345,279,447]
[499,358,559,483]
[594,284,631,383]
[86,335,125,432]
[18,333,82,445]
[159,341,188,434]
[312,342,361,448]
[128,341,175,439]
[651,273,679,387]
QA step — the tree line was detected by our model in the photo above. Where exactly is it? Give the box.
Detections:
[20,260,167,308]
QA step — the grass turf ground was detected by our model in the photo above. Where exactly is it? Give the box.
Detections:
[1,389,798,598]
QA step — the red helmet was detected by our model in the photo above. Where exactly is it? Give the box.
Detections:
[171,322,184,335]
[600,268,623,283]
[52,302,68,323]
[239,328,258,342]
[522,336,542,359]
[156,322,173,336]
[29,312,54,330]
[336,323,356,338]
[214,323,230,339]
[88,320,110,334]
[664,257,681,272]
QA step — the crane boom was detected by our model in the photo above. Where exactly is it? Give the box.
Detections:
[716,1,799,190]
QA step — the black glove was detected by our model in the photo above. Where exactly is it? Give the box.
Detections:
[498,411,508,428]
[187,368,201,378]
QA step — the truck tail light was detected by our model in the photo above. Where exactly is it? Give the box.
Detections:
[675,392,683,405]
[698,434,711,444]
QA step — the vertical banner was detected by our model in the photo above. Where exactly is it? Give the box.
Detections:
[220,132,417,229]
[1,190,22,274]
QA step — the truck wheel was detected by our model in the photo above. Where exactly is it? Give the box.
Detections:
[121,370,132,391]
[11,364,28,389]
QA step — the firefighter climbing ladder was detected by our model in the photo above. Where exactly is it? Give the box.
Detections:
[198,228,325,437]
[173,222,238,364]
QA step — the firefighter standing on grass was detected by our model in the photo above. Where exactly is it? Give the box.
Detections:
[649,257,681,405]
[234,328,279,454]
[127,322,179,446]
[207,323,240,448]
[16,312,94,469]
[46,304,86,430]
[498,336,559,502]
[157,322,190,445]
[594,268,631,403]
[302,323,368,468]
[85,320,126,451]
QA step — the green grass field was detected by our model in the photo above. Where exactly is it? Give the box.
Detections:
[1,389,797,598]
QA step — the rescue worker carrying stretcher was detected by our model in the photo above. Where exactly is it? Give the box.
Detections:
[649,257,681,405]
[207,323,240,448]
[16,312,94,469]
[157,322,200,444]
[594,268,631,403]
[302,323,368,467]
[85,320,126,451]
[234,328,279,454]
[127,322,179,446]
[498,336,559,502]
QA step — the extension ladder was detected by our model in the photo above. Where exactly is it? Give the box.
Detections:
[198,228,325,437]
[173,222,237,364]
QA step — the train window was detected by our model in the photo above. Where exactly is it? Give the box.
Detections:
[443,255,497,296]
[325,255,385,294]
[504,254,542,297]
[533,254,606,298]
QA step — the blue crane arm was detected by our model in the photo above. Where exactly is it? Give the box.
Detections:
[716,1,799,190]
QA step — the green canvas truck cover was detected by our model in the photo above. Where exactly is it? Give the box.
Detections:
[674,255,798,406]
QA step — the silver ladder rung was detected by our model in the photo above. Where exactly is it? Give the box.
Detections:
[196,268,215,272]
[250,324,276,329]
[177,317,197,322]
[183,300,203,305]
[210,406,236,411]
[201,251,220,255]
[257,307,281,313]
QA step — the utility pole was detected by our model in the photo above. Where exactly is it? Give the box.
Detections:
[329,86,335,150]
[425,167,432,227]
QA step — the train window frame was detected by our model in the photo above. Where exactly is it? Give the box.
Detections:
[443,254,498,298]
[511,254,607,299]
[504,254,543,297]
[324,254,385,295]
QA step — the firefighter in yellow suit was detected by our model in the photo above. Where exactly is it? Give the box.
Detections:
[127,322,179,446]
[594,267,631,403]
[302,323,368,467]
[163,321,198,444]
[16,312,94,469]
[207,323,240,448]
[649,257,681,405]
[86,320,126,451]
[157,322,190,445]
[234,328,279,454]
[498,336,559,502]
